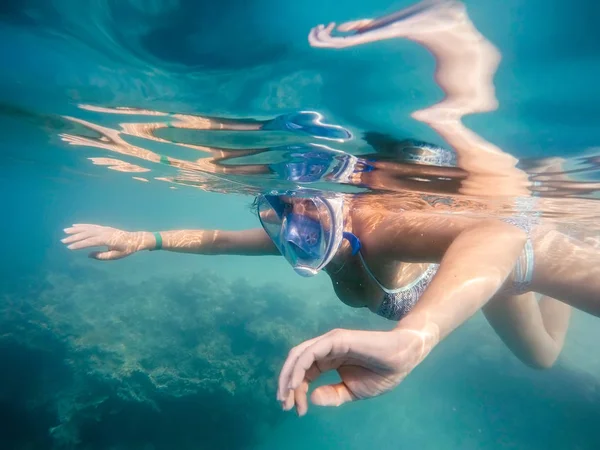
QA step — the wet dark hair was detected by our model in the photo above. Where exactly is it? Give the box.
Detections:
[363,131,442,156]
[249,196,260,216]
[362,131,457,167]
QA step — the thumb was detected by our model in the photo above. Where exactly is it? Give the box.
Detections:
[311,383,355,407]
[89,250,127,261]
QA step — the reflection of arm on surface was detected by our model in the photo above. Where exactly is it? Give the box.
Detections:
[63,115,274,177]
[78,104,263,130]
[309,0,529,196]
[525,157,600,198]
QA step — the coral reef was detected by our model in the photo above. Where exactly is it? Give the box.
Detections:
[0,268,369,449]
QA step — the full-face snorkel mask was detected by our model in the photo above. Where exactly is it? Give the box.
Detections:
[257,190,359,277]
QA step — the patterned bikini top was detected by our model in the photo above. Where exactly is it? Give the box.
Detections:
[358,221,535,322]
[356,251,439,321]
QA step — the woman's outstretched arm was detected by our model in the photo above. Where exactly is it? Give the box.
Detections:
[62,224,279,260]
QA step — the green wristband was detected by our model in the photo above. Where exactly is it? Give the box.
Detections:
[151,232,163,251]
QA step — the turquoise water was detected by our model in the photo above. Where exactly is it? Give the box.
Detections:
[2,0,600,449]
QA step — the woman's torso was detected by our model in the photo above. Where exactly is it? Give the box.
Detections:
[324,208,455,314]
[325,244,434,313]
[324,208,539,319]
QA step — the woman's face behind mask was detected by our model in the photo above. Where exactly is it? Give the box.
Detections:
[257,193,344,277]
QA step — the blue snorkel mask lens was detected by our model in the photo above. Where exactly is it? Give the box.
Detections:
[282,213,324,260]
[257,193,344,277]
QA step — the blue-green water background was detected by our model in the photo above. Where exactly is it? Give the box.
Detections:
[2,0,600,448]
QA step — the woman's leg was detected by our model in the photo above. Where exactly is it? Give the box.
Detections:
[483,292,571,369]
[531,228,600,318]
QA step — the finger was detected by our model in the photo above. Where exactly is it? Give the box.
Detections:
[308,23,337,48]
[66,236,108,250]
[71,224,104,229]
[278,329,341,400]
[308,25,326,47]
[294,381,309,417]
[289,336,341,391]
[61,231,95,244]
[63,226,93,235]
[314,24,332,43]
[311,355,346,373]
[282,389,295,412]
[63,225,104,236]
[89,250,125,261]
[311,382,356,407]
[277,335,323,401]
[309,24,324,34]
[294,363,322,417]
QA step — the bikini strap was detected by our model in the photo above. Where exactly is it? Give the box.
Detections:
[342,232,436,295]
[342,232,399,294]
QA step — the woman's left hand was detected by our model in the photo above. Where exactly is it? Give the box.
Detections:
[277,327,436,416]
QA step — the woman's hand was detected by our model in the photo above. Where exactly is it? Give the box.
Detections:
[308,1,464,49]
[308,21,376,49]
[277,327,436,416]
[61,224,152,260]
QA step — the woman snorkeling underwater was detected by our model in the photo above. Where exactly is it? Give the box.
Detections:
[62,184,596,414]
[61,0,598,418]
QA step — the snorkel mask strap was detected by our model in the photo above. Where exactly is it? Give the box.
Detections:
[342,232,361,256]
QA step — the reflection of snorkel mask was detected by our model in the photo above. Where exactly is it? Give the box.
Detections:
[269,145,372,184]
[257,191,358,277]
